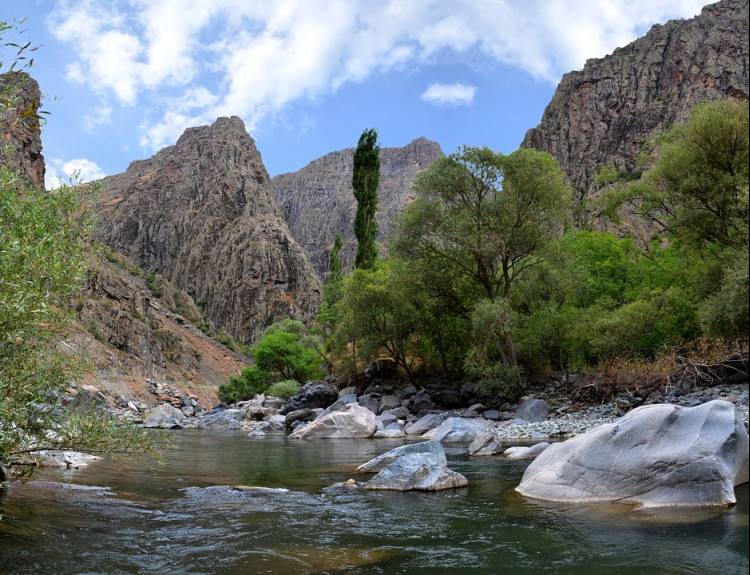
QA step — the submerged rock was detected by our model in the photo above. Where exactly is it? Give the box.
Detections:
[503,442,550,461]
[359,441,467,491]
[421,417,491,443]
[468,430,504,456]
[289,404,377,439]
[143,403,185,429]
[516,400,749,507]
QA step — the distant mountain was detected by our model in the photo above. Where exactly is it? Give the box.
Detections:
[92,116,320,343]
[272,137,443,277]
[523,0,749,223]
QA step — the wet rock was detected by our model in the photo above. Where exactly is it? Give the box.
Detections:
[422,417,492,443]
[503,442,550,461]
[247,429,266,438]
[404,412,450,436]
[373,423,406,439]
[515,399,549,423]
[516,400,749,507]
[143,403,185,429]
[280,381,338,414]
[290,404,377,439]
[36,451,101,469]
[468,430,504,456]
[196,409,244,430]
[360,441,468,491]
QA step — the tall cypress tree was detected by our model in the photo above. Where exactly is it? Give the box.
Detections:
[352,128,380,269]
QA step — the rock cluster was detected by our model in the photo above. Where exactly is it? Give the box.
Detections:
[522,0,749,228]
[272,137,443,276]
[93,116,320,343]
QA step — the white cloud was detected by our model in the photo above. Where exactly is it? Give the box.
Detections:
[46,157,106,189]
[48,0,708,149]
[421,83,476,106]
[84,104,113,132]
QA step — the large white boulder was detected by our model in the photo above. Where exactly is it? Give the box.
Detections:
[289,403,377,439]
[421,417,492,443]
[504,442,550,461]
[143,403,185,429]
[358,441,468,491]
[516,400,749,507]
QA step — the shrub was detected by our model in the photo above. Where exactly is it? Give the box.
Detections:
[266,379,301,399]
[218,366,269,404]
[253,320,324,382]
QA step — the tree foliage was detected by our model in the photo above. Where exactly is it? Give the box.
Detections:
[352,128,380,269]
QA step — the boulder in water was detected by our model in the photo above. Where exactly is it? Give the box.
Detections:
[421,417,491,443]
[468,430,504,456]
[516,400,749,507]
[289,404,377,439]
[404,412,450,436]
[143,403,185,429]
[196,409,244,430]
[503,442,550,460]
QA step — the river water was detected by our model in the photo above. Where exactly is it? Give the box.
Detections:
[0,431,747,574]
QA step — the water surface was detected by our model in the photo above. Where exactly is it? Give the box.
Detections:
[0,431,747,574]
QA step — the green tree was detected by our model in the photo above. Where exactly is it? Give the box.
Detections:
[319,233,344,338]
[353,128,380,269]
[603,100,749,249]
[0,169,155,471]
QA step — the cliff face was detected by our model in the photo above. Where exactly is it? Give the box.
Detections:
[0,71,45,186]
[94,116,321,342]
[522,0,749,217]
[272,137,443,276]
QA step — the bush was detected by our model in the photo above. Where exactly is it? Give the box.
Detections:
[266,379,301,399]
[218,366,269,404]
[698,251,749,338]
[253,320,324,382]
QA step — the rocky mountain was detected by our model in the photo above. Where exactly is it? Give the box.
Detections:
[93,117,321,343]
[522,0,749,221]
[272,137,443,276]
[0,71,247,405]
[0,71,45,187]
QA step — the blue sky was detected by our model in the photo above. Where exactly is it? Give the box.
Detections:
[2,0,708,188]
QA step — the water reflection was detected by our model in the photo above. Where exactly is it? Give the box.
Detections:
[0,431,747,574]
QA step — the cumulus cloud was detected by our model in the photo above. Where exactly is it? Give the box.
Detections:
[46,157,106,189]
[48,0,707,149]
[421,83,476,106]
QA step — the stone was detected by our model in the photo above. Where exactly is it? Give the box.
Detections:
[515,399,549,423]
[523,0,749,231]
[338,393,358,405]
[359,441,468,491]
[285,408,315,428]
[377,413,398,426]
[358,393,381,414]
[482,409,501,421]
[93,116,320,343]
[244,396,272,421]
[383,406,410,420]
[468,430,504,456]
[464,403,485,418]
[37,451,101,469]
[281,381,338,414]
[267,414,287,430]
[516,400,749,507]
[357,441,447,472]
[143,403,185,429]
[373,423,406,439]
[404,412,451,436]
[379,395,401,413]
[247,429,266,438]
[503,442,550,461]
[181,405,195,417]
[262,396,284,410]
[317,399,350,418]
[289,404,378,439]
[196,409,244,430]
[410,391,435,415]
[338,385,357,399]
[399,385,418,399]
[421,417,492,443]
[271,137,442,277]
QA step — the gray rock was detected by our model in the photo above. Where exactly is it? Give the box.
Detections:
[399,384,418,399]
[464,403,485,418]
[360,441,468,491]
[196,409,244,430]
[338,385,357,399]
[262,396,284,410]
[180,405,195,417]
[383,406,410,420]
[468,430,504,456]
[317,399,350,418]
[373,423,406,439]
[267,414,287,430]
[37,450,101,469]
[516,400,749,507]
[290,404,377,439]
[483,409,501,421]
[404,412,450,436]
[515,399,549,423]
[422,417,492,443]
[503,442,550,460]
[410,391,435,415]
[281,381,338,414]
[358,393,381,414]
[339,393,358,405]
[285,408,315,427]
[379,394,401,413]
[143,403,185,429]
[247,429,266,438]
[377,412,398,426]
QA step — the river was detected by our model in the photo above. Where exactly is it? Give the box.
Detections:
[0,431,747,574]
